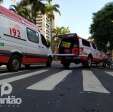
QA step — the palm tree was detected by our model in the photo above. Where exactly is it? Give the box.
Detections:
[53,26,70,37]
[45,0,60,45]
[45,0,60,19]
[52,26,70,53]
[10,4,33,22]
[52,27,62,37]
[19,0,46,24]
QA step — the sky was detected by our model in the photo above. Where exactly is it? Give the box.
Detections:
[1,0,113,39]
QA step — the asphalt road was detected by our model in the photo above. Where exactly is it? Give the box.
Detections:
[0,61,113,112]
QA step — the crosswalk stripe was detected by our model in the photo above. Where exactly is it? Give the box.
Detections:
[27,70,72,91]
[106,71,113,77]
[0,69,48,85]
[0,70,29,77]
[82,70,110,93]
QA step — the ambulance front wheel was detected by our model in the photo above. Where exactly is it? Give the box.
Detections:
[7,55,21,72]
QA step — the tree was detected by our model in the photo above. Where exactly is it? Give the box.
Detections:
[53,26,70,37]
[45,0,60,41]
[60,26,70,35]
[52,26,70,53]
[45,0,60,19]
[90,2,113,51]
[10,4,33,22]
[18,0,46,24]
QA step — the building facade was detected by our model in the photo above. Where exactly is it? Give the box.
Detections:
[36,13,54,41]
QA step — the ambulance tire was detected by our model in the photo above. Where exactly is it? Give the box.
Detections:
[46,57,52,67]
[7,55,21,72]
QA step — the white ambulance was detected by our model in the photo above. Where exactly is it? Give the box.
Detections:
[57,33,106,68]
[0,6,52,71]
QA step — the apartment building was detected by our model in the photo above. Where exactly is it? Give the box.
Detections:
[36,13,54,41]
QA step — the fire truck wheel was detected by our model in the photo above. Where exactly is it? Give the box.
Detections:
[7,55,21,72]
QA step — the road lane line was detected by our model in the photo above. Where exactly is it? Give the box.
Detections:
[27,70,72,91]
[0,69,48,85]
[82,70,110,93]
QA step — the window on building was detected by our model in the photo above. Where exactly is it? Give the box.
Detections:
[82,39,90,47]
[37,25,42,27]
[37,16,42,18]
[37,19,42,21]
[37,22,42,24]
[27,28,39,43]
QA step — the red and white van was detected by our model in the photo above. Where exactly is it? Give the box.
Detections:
[0,6,52,71]
[57,33,106,68]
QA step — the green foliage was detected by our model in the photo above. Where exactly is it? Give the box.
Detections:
[45,0,60,43]
[53,26,70,36]
[13,0,46,24]
[45,0,60,20]
[10,0,60,25]
[10,4,33,22]
[52,26,70,53]
[90,2,113,51]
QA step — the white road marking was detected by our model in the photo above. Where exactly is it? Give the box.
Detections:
[82,70,110,93]
[27,70,72,91]
[0,70,29,77]
[106,71,113,77]
[0,69,48,85]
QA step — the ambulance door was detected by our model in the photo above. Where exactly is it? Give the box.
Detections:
[39,34,49,57]
[27,28,41,58]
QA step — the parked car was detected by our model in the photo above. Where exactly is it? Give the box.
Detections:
[57,33,106,68]
[0,6,52,71]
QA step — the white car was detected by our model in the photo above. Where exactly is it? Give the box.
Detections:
[0,6,52,71]
[57,33,106,68]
